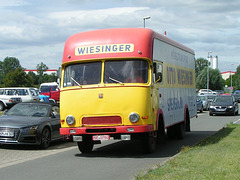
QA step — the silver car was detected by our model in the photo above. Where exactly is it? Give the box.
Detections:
[198,95,216,110]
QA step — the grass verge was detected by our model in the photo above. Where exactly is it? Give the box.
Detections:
[136,123,240,180]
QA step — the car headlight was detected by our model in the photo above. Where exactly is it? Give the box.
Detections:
[129,112,140,123]
[227,106,233,108]
[66,115,75,125]
[30,126,39,130]
[209,106,214,108]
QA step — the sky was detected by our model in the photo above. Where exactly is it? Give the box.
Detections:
[0,0,240,73]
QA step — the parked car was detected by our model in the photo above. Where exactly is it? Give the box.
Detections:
[198,95,216,110]
[0,87,40,111]
[39,82,60,103]
[0,89,21,111]
[214,90,224,95]
[209,95,238,116]
[0,102,63,149]
[196,96,203,113]
[198,89,216,96]
[233,90,240,103]
[198,95,208,110]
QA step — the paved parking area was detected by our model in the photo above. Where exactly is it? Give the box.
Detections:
[0,141,76,168]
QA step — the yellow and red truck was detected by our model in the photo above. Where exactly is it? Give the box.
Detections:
[60,28,197,153]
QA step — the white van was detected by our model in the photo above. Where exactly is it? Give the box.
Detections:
[0,87,40,111]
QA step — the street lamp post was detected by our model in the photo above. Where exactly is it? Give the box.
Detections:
[143,16,151,28]
[231,64,234,94]
[207,51,212,94]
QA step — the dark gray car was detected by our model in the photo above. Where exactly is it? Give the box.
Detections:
[209,95,238,116]
[0,102,62,149]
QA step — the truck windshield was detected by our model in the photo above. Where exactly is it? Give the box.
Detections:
[63,61,102,87]
[63,60,148,87]
[104,60,148,84]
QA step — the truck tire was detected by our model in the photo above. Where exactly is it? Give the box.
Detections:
[157,117,166,143]
[77,135,94,153]
[167,126,176,139]
[175,122,185,139]
[142,132,156,154]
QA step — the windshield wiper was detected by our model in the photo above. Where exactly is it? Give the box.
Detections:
[105,74,124,85]
[109,77,124,85]
[71,77,82,87]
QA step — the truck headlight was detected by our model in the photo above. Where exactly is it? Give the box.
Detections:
[129,112,140,123]
[66,115,75,125]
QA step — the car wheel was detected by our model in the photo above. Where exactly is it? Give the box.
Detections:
[40,128,51,149]
[77,135,94,153]
[0,102,5,111]
[209,111,213,116]
[200,106,203,113]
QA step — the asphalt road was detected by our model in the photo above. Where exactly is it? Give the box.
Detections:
[0,109,239,180]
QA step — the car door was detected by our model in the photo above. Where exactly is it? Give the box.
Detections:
[49,105,61,139]
[233,97,238,113]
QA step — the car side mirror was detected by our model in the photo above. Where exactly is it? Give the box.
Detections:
[51,111,56,118]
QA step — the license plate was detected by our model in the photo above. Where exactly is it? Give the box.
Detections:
[0,131,14,137]
[217,109,225,111]
[92,135,110,141]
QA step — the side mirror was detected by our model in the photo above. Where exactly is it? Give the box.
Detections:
[154,72,162,84]
[51,111,56,118]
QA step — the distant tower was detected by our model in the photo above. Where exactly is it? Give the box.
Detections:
[212,56,218,69]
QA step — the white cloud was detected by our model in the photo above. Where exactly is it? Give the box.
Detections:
[0,0,29,7]
[0,0,239,72]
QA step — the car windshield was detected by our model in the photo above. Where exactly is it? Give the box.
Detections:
[6,103,50,117]
[208,96,215,100]
[213,96,233,103]
[4,89,29,96]
[199,96,207,100]
[40,85,58,92]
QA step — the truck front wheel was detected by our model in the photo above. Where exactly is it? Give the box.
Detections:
[142,132,156,154]
[77,135,94,153]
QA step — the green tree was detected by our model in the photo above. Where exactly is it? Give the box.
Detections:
[42,73,58,83]
[196,67,223,90]
[2,57,21,76]
[0,61,3,86]
[3,67,33,87]
[234,65,240,90]
[0,57,21,86]
[37,62,48,84]
[28,71,39,85]
[226,65,240,91]
[195,57,209,77]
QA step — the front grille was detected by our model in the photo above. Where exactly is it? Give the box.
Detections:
[82,116,122,125]
[216,106,227,110]
[86,128,116,133]
[0,127,20,141]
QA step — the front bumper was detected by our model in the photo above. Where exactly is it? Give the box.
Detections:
[209,107,235,115]
[60,125,154,135]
